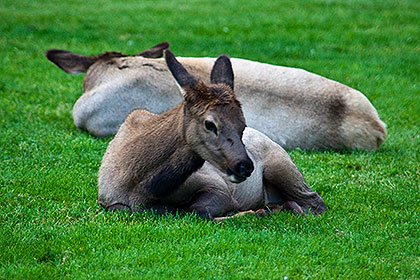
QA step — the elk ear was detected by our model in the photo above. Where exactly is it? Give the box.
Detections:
[165,49,199,90]
[136,41,170,58]
[45,50,96,75]
[210,54,234,91]
[45,49,96,74]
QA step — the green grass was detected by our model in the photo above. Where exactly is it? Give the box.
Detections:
[1,0,419,279]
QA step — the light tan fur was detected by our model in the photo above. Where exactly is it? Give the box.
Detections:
[46,44,386,150]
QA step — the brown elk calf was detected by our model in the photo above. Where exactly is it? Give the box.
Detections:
[98,50,326,219]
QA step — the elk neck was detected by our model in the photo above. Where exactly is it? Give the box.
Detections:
[139,103,205,198]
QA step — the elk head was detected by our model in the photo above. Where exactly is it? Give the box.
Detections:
[165,50,254,183]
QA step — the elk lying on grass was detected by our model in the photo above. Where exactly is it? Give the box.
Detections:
[46,42,386,151]
[97,50,326,219]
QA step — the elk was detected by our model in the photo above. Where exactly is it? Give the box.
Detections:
[46,42,386,151]
[97,50,326,219]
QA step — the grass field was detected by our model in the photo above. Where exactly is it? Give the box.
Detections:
[1,0,419,279]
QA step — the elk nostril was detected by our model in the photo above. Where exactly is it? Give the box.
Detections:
[238,160,254,177]
[246,160,254,174]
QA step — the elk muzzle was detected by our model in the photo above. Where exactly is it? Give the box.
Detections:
[226,157,254,183]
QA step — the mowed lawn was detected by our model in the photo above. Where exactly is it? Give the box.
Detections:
[1,0,419,279]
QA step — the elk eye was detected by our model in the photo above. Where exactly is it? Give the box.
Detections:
[204,120,218,135]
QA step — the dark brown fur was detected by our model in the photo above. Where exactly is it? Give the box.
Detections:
[120,105,205,200]
[185,82,241,115]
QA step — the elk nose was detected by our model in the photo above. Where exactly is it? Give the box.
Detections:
[236,159,254,178]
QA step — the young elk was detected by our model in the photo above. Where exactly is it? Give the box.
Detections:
[98,50,254,218]
[98,50,326,219]
[46,42,386,151]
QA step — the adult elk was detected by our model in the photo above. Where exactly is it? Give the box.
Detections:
[46,42,386,151]
[97,50,326,219]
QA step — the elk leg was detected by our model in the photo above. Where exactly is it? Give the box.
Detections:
[263,152,327,215]
[186,189,237,220]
